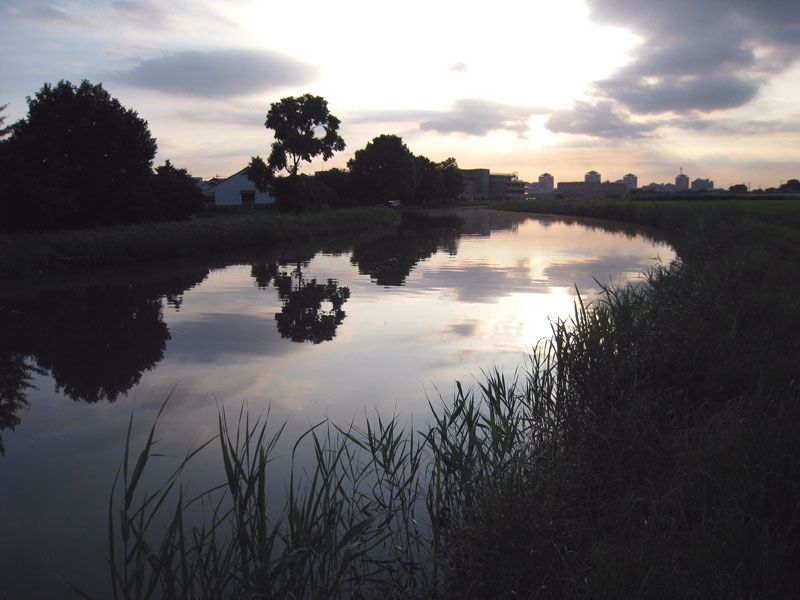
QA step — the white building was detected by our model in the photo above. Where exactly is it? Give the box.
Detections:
[200,168,276,207]
[675,172,689,191]
[622,173,638,190]
[538,172,554,191]
[585,170,601,184]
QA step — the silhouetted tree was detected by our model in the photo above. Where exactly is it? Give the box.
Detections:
[778,179,800,192]
[348,134,416,205]
[265,94,345,177]
[151,160,204,220]
[413,155,446,205]
[0,103,10,139]
[249,94,344,212]
[439,157,465,203]
[314,168,359,208]
[729,184,748,193]
[0,80,158,231]
[246,155,273,194]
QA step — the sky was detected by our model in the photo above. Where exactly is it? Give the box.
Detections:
[1,0,799,189]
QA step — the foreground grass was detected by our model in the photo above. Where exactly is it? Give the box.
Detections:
[0,207,398,278]
[90,201,800,598]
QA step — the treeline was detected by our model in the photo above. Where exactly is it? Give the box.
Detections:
[255,136,463,213]
[247,93,463,212]
[0,81,203,233]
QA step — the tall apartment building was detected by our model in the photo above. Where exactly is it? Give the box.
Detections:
[622,173,638,190]
[676,172,689,191]
[538,172,554,191]
[585,170,601,184]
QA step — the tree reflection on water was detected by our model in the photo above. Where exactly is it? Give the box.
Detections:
[0,270,208,452]
[251,261,351,344]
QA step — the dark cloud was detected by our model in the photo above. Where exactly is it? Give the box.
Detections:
[664,116,800,135]
[116,49,319,98]
[597,75,759,115]
[586,0,800,115]
[545,100,657,139]
[550,0,800,138]
[440,320,480,338]
[420,99,550,136]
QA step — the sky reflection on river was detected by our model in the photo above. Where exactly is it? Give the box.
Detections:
[0,209,675,597]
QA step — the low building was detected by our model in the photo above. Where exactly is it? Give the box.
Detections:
[459,168,491,200]
[490,172,526,200]
[691,178,714,191]
[557,181,627,199]
[200,168,275,208]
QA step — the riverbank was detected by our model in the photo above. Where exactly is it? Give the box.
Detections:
[97,200,800,598]
[0,207,398,278]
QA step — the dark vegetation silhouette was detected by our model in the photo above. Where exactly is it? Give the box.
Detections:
[350,212,463,285]
[248,94,345,213]
[0,269,208,452]
[0,80,201,232]
[245,96,463,211]
[251,259,350,343]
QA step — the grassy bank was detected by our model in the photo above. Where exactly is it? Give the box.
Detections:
[91,201,800,598]
[0,207,398,278]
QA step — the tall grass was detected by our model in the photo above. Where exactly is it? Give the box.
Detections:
[83,206,800,598]
[0,207,398,277]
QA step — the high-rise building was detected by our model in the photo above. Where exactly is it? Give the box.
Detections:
[622,173,638,190]
[676,172,689,190]
[538,172,554,191]
[585,170,601,184]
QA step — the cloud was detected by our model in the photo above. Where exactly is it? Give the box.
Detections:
[547,0,800,138]
[350,99,550,137]
[8,2,93,26]
[111,0,171,28]
[115,48,320,98]
[585,0,800,115]
[168,313,302,363]
[420,99,550,136]
[664,116,800,135]
[545,100,658,139]
[448,61,468,73]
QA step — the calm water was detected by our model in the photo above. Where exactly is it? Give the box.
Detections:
[0,209,675,597]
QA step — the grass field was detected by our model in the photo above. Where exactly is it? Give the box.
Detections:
[0,207,399,278]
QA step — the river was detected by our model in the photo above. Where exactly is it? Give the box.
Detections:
[0,208,675,598]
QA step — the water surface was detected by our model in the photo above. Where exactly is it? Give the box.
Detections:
[0,209,675,597]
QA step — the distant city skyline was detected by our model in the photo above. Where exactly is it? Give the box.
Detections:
[1,0,799,189]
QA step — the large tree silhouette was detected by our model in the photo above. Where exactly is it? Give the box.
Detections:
[0,80,158,231]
